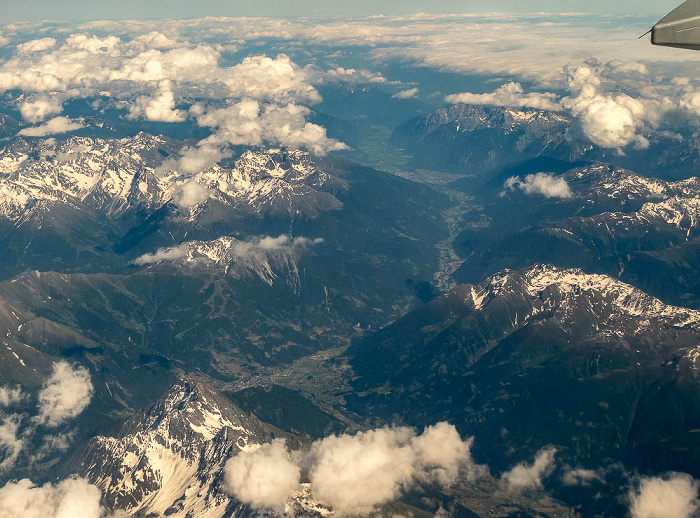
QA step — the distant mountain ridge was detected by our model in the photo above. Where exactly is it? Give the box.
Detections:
[346,264,700,475]
[392,103,700,179]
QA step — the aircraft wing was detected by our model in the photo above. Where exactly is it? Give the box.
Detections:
[652,0,700,50]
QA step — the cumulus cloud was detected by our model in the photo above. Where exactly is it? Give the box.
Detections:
[629,473,700,518]
[561,68,658,150]
[223,439,301,509]
[223,54,321,104]
[36,361,93,428]
[443,63,676,152]
[18,117,85,137]
[0,477,123,518]
[172,180,209,210]
[0,387,23,407]
[127,81,186,122]
[445,82,561,111]
[219,422,476,514]
[308,423,477,515]
[501,447,557,493]
[196,100,347,154]
[16,38,56,54]
[18,96,63,123]
[132,31,180,49]
[0,32,342,154]
[308,427,416,515]
[393,87,419,100]
[504,173,572,199]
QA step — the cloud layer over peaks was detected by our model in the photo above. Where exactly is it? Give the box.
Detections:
[445,64,681,151]
[0,32,345,154]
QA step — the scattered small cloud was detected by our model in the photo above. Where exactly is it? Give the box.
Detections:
[324,67,386,84]
[172,180,209,210]
[36,361,93,428]
[132,246,188,266]
[504,173,572,199]
[562,467,604,487]
[0,415,23,470]
[501,447,557,493]
[629,473,700,518]
[393,87,419,100]
[0,386,23,407]
[223,439,301,509]
[18,117,85,137]
[445,82,561,111]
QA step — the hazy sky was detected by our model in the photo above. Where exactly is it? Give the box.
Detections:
[0,0,684,22]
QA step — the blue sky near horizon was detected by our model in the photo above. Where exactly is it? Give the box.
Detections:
[0,0,684,23]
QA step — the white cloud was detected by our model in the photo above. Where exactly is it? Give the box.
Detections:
[308,423,476,516]
[323,67,387,84]
[127,81,186,122]
[0,387,23,407]
[18,96,63,123]
[0,477,124,518]
[411,422,481,486]
[500,447,557,493]
[629,473,700,518]
[561,67,658,150]
[504,173,572,199]
[445,82,561,111]
[133,235,324,268]
[36,361,93,428]
[561,467,603,486]
[172,180,209,210]
[0,415,23,471]
[309,427,416,515]
[196,100,347,154]
[157,143,230,176]
[18,117,85,137]
[132,31,180,49]
[132,246,188,266]
[217,422,477,514]
[0,35,8,47]
[393,87,419,100]
[222,54,321,104]
[223,439,301,509]
[16,38,56,54]
[0,33,340,153]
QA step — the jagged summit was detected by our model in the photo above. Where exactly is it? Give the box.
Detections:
[466,264,700,331]
[72,379,272,516]
[0,134,344,221]
[417,103,569,135]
